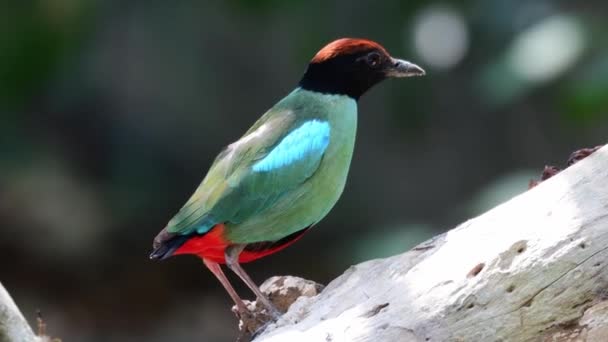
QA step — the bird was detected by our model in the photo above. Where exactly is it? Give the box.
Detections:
[150,38,424,318]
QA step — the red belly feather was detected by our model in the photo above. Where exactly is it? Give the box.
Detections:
[173,223,307,264]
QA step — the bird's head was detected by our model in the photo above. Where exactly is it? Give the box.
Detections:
[299,38,425,100]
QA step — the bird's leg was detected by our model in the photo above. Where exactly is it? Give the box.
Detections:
[225,245,281,318]
[202,258,248,316]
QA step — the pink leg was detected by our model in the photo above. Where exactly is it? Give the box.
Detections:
[225,245,280,317]
[202,258,248,315]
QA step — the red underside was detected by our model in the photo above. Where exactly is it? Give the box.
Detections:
[173,223,306,264]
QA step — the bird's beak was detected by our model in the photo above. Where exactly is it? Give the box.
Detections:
[385,58,425,78]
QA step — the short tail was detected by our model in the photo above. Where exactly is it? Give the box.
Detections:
[149,227,190,260]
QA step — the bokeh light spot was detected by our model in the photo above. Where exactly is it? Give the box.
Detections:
[508,15,586,83]
[410,5,469,70]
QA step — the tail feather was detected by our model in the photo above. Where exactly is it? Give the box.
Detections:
[149,227,190,260]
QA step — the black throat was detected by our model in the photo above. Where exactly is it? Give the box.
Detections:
[298,55,386,100]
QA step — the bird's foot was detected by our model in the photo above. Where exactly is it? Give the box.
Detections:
[233,301,279,342]
[255,294,282,320]
[233,275,325,340]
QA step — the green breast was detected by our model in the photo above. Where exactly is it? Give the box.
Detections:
[225,90,357,243]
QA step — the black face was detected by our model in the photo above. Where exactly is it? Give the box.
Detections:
[299,49,395,100]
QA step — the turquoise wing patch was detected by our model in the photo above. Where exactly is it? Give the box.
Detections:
[252,120,330,172]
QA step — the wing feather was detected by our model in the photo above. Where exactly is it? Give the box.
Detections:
[165,110,331,237]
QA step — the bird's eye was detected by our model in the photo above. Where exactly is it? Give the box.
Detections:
[366,52,381,68]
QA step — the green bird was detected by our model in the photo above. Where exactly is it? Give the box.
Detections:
[150,38,424,316]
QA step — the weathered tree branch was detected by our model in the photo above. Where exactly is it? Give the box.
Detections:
[254,145,608,341]
[0,282,39,342]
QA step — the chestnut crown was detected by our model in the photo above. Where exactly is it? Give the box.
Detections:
[299,38,424,100]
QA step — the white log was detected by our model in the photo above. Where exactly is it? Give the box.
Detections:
[0,282,39,342]
[254,145,608,342]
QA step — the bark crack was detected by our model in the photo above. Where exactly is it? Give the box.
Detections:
[467,243,608,329]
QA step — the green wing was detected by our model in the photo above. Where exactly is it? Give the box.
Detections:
[166,108,330,236]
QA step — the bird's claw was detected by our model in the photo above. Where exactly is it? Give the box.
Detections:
[233,299,282,340]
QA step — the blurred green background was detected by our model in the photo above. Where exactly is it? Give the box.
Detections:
[1,0,607,341]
